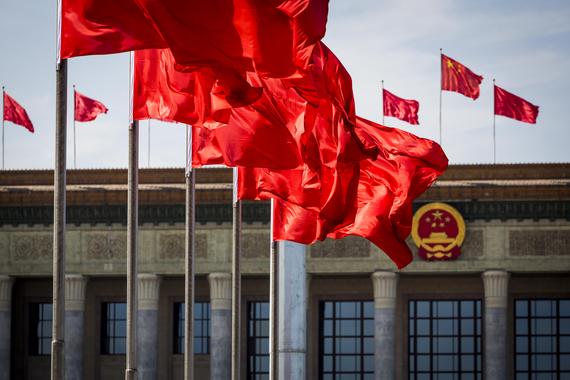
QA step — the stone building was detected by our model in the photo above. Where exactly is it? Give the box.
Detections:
[0,163,569,380]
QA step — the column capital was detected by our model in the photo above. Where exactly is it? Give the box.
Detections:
[482,270,510,308]
[209,273,232,310]
[138,274,161,310]
[0,275,13,312]
[371,271,398,309]
[65,274,88,311]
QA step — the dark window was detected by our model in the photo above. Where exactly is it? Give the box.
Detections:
[408,300,483,379]
[101,302,127,355]
[247,301,269,379]
[319,300,375,380]
[514,299,570,379]
[173,302,210,355]
[29,303,52,355]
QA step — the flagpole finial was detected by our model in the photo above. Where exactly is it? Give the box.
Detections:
[440,48,443,53]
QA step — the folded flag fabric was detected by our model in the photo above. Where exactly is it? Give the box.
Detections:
[441,54,483,100]
[383,88,419,125]
[494,85,539,124]
[3,92,34,133]
[74,90,108,122]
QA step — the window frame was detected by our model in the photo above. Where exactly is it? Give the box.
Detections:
[246,300,270,379]
[100,302,127,355]
[28,302,53,356]
[172,301,211,355]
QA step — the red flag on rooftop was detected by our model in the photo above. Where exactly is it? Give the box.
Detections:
[74,90,108,122]
[494,85,539,124]
[383,89,419,125]
[441,54,483,100]
[3,92,34,133]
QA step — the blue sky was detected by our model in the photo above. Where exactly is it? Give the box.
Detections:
[1,0,569,169]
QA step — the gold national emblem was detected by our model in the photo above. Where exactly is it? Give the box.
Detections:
[411,203,466,261]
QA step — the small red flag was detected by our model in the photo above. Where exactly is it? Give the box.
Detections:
[494,85,539,124]
[441,54,483,100]
[383,88,419,125]
[74,90,108,122]
[3,92,34,133]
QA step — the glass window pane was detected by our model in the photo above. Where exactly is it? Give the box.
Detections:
[560,300,570,317]
[516,318,528,335]
[461,301,474,317]
[516,300,529,317]
[437,301,454,318]
[417,319,430,335]
[417,301,430,318]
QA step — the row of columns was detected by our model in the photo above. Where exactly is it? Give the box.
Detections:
[0,269,510,380]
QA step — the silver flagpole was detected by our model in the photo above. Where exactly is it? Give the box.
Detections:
[439,48,443,146]
[147,119,151,167]
[125,51,139,380]
[2,86,5,170]
[381,80,385,125]
[52,0,67,377]
[73,85,77,169]
[231,167,242,380]
[184,124,195,380]
[493,79,497,165]
[269,199,279,380]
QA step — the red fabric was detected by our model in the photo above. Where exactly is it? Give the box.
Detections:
[60,0,165,59]
[270,117,447,269]
[494,85,539,124]
[3,92,34,133]
[383,89,419,125]
[441,54,483,100]
[74,90,108,122]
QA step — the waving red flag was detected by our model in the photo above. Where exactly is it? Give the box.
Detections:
[3,92,34,133]
[270,117,448,268]
[494,85,539,124]
[74,90,108,122]
[383,89,419,125]
[441,54,483,100]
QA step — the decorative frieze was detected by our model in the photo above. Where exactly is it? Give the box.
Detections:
[138,274,161,310]
[11,234,52,261]
[461,230,484,258]
[242,232,270,258]
[158,232,207,260]
[310,236,370,258]
[65,274,87,311]
[509,230,570,256]
[371,271,398,309]
[482,270,509,308]
[84,232,126,260]
[0,276,13,311]
[208,273,232,310]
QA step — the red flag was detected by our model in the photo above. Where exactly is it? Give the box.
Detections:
[494,85,539,124]
[441,54,483,100]
[3,92,34,133]
[383,89,420,125]
[271,117,448,269]
[74,90,108,122]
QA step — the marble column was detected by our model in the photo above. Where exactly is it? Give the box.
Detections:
[137,274,161,380]
[0,276,13,380]
[65,274,87,380]
[482,270,509,380]
[371,271,398,380]
[278,241,307,379]
[208,273,232,380]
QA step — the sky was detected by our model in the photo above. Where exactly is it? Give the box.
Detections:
[0,0,569,170]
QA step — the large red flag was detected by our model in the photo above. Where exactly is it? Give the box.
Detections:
[494,85,539,124]
[271,117,448,268]
[3,92,34,133]
[441,54,483,100]
[383,88,419,125]
[74,90,108,122]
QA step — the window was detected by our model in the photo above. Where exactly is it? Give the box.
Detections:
[247,301,269,379]
[173,302,210,355]
[29,303,52,355]
[101,302,126,355]
[319,300,374,380]
[515,299,570,379]
[408,300,482,380]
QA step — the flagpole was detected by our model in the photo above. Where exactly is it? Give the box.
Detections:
[493,78,497,165]
[439,48,443,146]
[184,124,195,380]
[125,52,139,380]
[147,119,151,167]
[73,85,77,169]
[52,0,67,376]
[232,167,242,380]
[2,86,5,170]
[269,199,279,380]
[381,80,385,125]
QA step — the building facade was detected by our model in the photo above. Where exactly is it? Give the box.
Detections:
[0,164,569,379]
